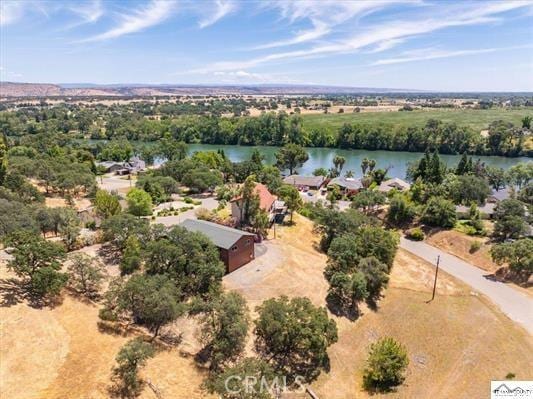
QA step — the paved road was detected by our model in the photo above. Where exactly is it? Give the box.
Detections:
[400,237,533,334]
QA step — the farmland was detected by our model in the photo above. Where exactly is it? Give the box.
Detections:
[302,107,532,133]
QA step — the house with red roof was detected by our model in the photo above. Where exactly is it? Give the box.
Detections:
[230,182,280,225]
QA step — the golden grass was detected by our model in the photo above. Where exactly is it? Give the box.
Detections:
[2,214,531,399]
[0,270,214,399]
[226,214,533,399]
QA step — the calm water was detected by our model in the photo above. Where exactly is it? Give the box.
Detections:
[186,144,530,179]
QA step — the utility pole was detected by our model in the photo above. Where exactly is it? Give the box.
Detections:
[431,255,440,302]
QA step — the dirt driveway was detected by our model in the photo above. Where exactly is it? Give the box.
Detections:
[223,215,329,310]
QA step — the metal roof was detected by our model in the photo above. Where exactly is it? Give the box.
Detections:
[283,175,325,187]
[180,219,254,250]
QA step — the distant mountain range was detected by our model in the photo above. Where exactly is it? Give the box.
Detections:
[0,81,421,97]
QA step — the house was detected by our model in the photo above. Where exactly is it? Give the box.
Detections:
[327,176,363,195]
[378,177,411,193]
[96,156,147,175]
[128,156,146,173]
[456,187,512,219]
[283,175,326,190]
[456,203,496,218]
[231,183,280,223]
[95,161,125,174]
[488,187,511,203]
[180,219,255,273]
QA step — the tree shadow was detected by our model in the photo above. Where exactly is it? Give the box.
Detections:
[0,277,62,309]
[97,320,135,337]
[325,294,362,321]
[365,295,383,312]
[483,266,532,287]
[97,244,121,266]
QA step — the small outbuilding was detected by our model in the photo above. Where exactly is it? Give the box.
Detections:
[180,219,255,273]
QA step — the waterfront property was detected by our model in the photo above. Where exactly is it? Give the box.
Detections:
[378,177,411,193]
[180,218,255,273]
[283,174,326,190]
[328,176,363,195]
[96,156,146,175]
[455,187,511,219]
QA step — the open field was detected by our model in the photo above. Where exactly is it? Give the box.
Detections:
[225,215,533,399]
[302,107,532,133]
[0,265,214,399]
[1,215,532,399]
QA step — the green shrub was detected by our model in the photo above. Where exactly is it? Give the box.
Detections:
[183,197,193,204]
[469,241,482,253]
[85,221,97,230]
[406,228,424,241]
[363,337,409,392]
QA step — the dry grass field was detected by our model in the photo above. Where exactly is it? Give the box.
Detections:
[226,215,533,399]
[1,214,532,399]
[0,264,214,399]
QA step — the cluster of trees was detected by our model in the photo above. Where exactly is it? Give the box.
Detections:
[94,209,339,396]
[402,151,532,230]
[3,103,531,156]
[305,205,398,317]
[5,232,107,302]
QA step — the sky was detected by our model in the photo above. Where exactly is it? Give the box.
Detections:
[1,0,533,91]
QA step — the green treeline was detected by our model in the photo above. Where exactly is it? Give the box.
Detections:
[1,106,531,156]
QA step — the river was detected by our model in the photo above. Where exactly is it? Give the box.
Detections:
[185,144,530,179]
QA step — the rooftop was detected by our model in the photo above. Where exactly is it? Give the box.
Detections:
[232,183,277,211]
[180,218,254,250]
[328,176,363,190]
[283,175,326,187]
[488,187,511,202]
[378,177,411,192]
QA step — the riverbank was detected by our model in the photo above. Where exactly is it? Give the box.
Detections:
[184,144,530,178]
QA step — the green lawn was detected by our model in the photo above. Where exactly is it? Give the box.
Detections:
[301,107,532,133]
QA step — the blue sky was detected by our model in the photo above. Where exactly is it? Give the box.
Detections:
[1,0,532,91]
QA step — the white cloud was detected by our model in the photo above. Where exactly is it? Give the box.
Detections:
[79,0,177,42]
[69,0,103,24]
[373,45,533,65]
[197,0,532,72]
[368,39,406,53]
[198,0,235,29]
[253,0,415,50]
[0,1,29,25]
